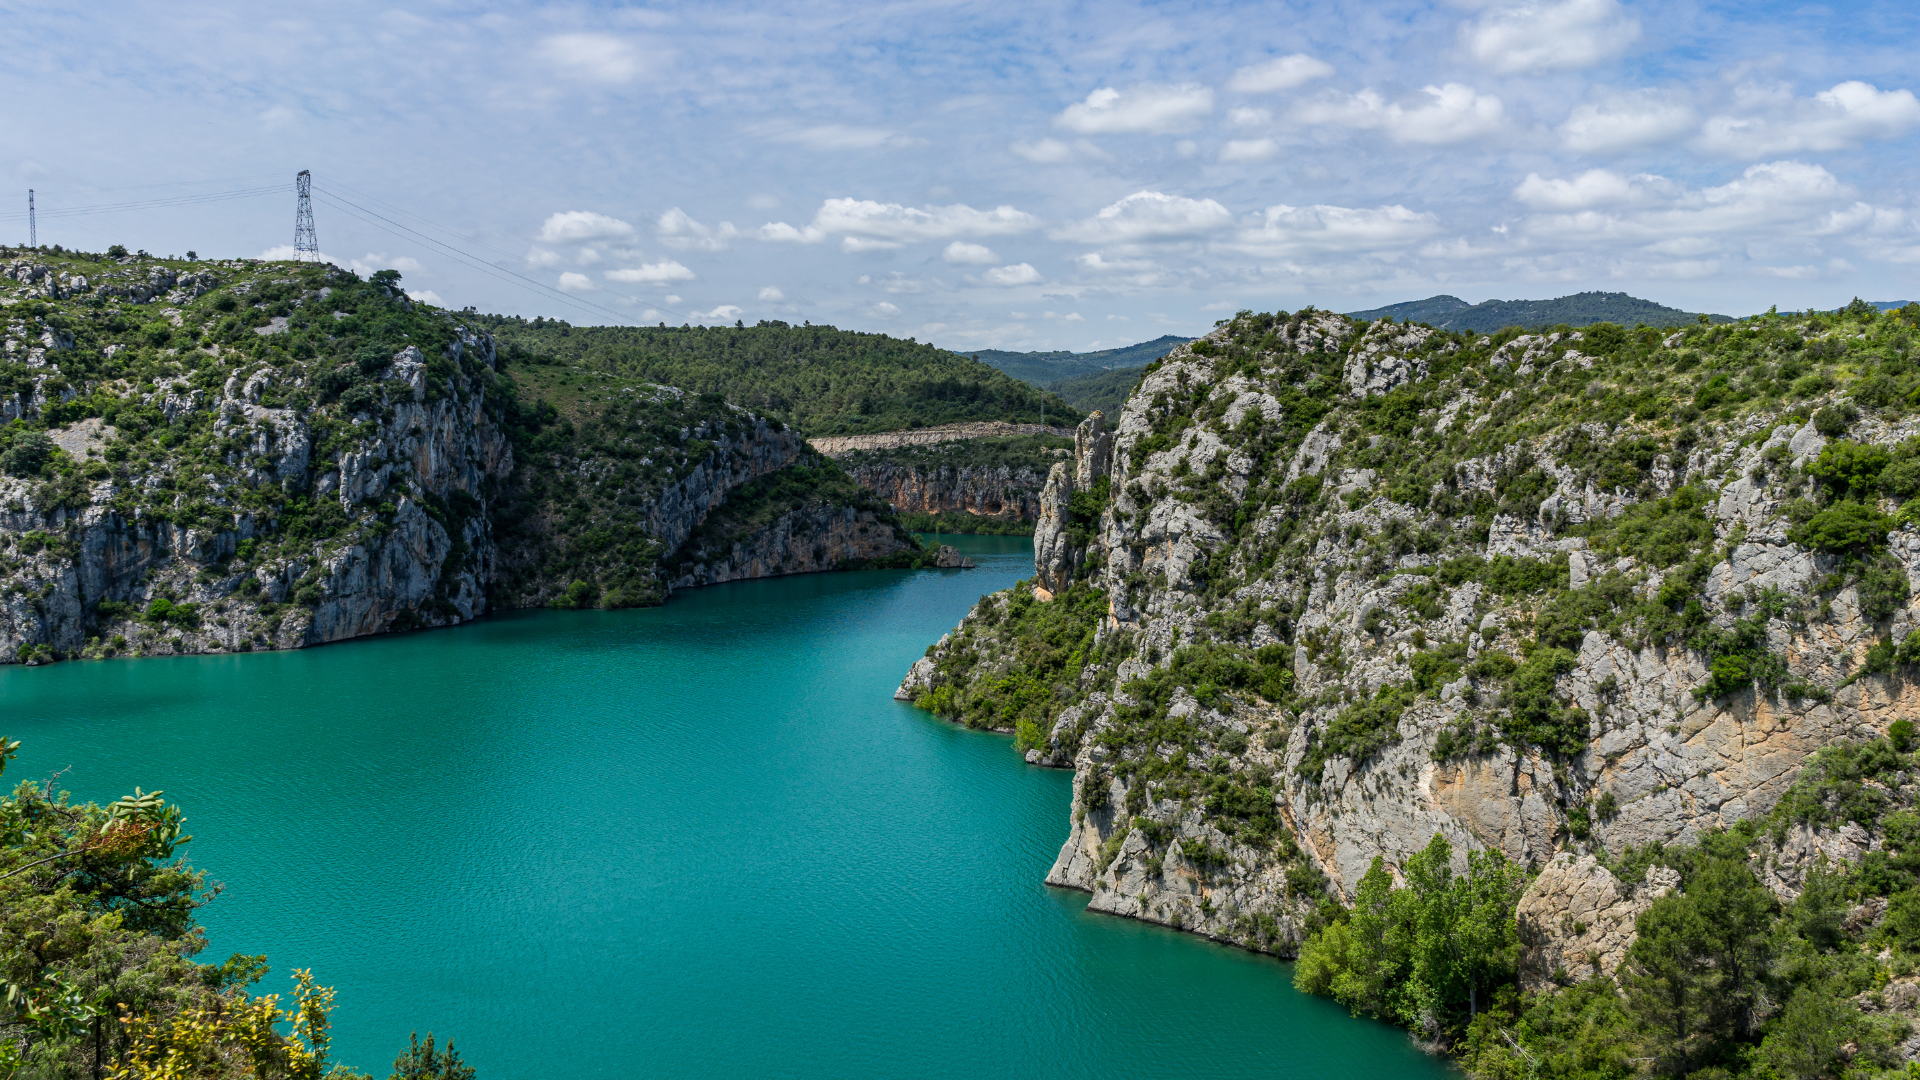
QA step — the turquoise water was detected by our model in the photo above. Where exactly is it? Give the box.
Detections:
[0,535,1450,1079]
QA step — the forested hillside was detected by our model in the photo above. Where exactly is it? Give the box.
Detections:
[902,298,1920,1077]
[474,317,1078,437]
[1347,290,1729,332]
[1048,365,1146,415]
[965,334,1190,386]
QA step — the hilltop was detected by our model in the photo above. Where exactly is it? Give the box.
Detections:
[1346,290,1730,331]
[473,316,1080,438]
[962,335,1192,386]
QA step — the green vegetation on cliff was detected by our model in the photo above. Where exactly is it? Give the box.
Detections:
[910,294,1920,1071]
[1302,731,1920,1079]
[475,317,1080,437]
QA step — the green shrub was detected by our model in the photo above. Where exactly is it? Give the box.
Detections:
[1788,501,1893,555]
[1300,683,1416,778]
[1813,403,1856,437]
[1500,647,1583,756]
[1808,440,1890,495]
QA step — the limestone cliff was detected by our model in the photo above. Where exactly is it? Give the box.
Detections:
[822,432,1071,526]
[901,301,1920,958]
[0,252,950,664]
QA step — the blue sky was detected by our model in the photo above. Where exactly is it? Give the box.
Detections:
[3,0,1916,350]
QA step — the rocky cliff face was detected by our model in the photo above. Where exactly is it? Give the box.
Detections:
[901,302,1920,959]
[823,433,1071,525]
[0,252,945,664]
[0,264,516,663]
[839,461,1047,520]
[668,503,920,589]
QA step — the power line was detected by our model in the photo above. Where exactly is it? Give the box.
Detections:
[0,185,282,223]
[310,187,646,326]
[22,172,286,197]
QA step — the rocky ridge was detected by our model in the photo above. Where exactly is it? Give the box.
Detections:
[0,251,941,664]
[900,300,1920,965]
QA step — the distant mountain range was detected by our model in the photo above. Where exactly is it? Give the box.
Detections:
[1344,291,1731,332]
[960,335,1193,387]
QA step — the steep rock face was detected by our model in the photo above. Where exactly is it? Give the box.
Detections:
[1515,854,1677,991]
[1033,412,1108,593]
[822,430,1073,525]
[667,504,919,589]
[1032,463,1076,594]
[641,419,806,557]
[839,461,1045,520]
[901,304,1920,958]
[0,332,513,662]
[0,254,942,665]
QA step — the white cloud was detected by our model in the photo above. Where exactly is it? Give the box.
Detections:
[536,33,645,85]
[1463,0,1640,74]
[406,289,443,305]
[557,272,597,292]
[1055,84,1214,135]
[1228,107,1272,127]
[943,241,998,264]
[840,236,903,253]
[657,209,739,251]
[980,263,1042,286]
[1295,84,1505,144]
[1226,54,1334,94]
[1230,203,1441,257]
[1513,169,1641,210]
[1220,138,1279,163]
[692,304,744,322]
[1010,138,1075,163]
[1052,191,1235,244]
[763,198,1040,248]
[537,211,636,243]
[758,286,785,301]
[1560,91,1698,153]
[765,125,927,150]
[663,294,681,305]
[1696,81,1920,157]
[869,301,902,318]
[604,260,695,284]
[526,247,563,267]
[1075,252,1158,272]
[1519,161,1856,245]
[757,222,826,243]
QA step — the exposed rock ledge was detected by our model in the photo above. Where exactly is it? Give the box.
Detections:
[808,422,1073,456]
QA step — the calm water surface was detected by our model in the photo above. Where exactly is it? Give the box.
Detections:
[0,534,1450,1079]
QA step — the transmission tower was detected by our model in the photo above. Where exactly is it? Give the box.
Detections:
[27,190,34,248]
[294,170,317,261]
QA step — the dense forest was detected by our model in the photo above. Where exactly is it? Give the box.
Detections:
[965,334,1190,387]
[473,317,1079,438]
[1046,365,1146,416]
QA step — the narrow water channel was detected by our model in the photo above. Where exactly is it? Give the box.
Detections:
[0,535,1451,1078]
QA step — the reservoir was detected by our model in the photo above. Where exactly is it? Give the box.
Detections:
[0,535,1450,1078]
